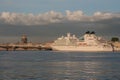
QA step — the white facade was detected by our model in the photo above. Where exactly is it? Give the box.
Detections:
[51,32,113,52]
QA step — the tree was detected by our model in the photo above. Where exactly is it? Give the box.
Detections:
[111,37,119,42]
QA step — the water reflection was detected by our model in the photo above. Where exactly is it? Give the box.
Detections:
[32,61,120,80]
[1,60,101,80]
[0,51,120,80]
[44,61,100,80]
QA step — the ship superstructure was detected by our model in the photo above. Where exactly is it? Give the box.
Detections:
[51,31,113,51]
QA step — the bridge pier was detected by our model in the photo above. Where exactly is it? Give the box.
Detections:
[6,47,9,51]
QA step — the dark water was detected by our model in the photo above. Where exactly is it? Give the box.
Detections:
[0,51,120,80]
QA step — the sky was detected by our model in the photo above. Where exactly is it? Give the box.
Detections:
[0,0,120,43]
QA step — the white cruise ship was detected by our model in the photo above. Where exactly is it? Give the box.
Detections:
[51,31,114,52]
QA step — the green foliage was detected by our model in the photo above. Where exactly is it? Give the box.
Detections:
[111,37,119,42]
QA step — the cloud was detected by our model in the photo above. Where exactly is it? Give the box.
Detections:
[0,10,120,25]
[65,10,85,21]
[0,11,64,25]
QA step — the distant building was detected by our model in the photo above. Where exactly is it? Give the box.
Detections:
[112,42,120,48]
[21,35,28,44]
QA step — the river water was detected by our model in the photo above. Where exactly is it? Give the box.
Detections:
[0,51,120,80]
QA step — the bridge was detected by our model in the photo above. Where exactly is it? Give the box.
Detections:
[0,35,52,51]
[0,43,52,51]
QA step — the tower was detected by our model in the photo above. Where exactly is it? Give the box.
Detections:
[21,35,28,44]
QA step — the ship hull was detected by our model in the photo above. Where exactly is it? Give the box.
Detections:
[51,45,113,52]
